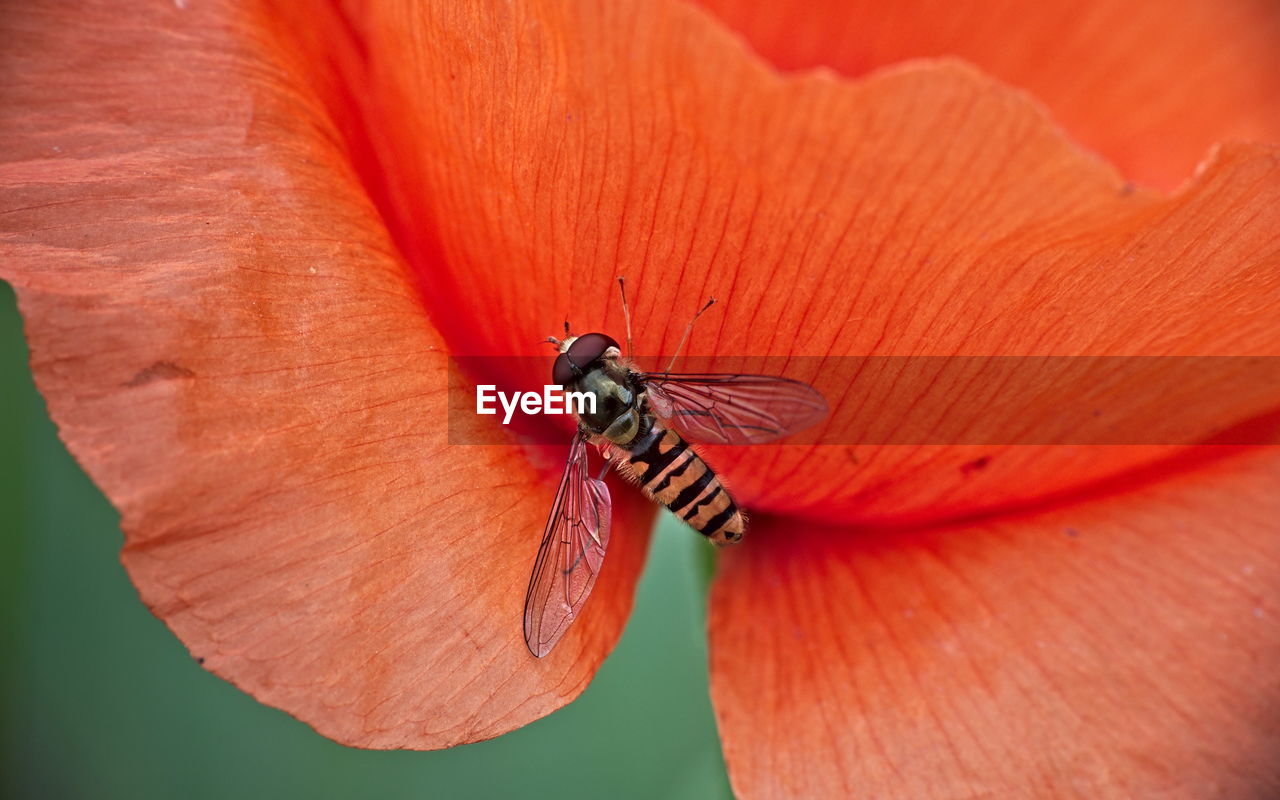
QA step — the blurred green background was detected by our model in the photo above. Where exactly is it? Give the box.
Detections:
[0,282,730,799]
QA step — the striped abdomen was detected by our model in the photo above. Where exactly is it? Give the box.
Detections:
[624,423,744,545]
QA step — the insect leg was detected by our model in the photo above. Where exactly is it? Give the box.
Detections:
[664,296,716,373]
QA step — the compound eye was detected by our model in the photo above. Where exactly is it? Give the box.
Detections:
[566,332,619,366]
[552,352,576,386]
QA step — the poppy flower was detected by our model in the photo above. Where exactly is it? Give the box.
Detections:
[3,0,1279,797]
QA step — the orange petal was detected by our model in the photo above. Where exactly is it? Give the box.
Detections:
[709,448,1280,797]
[0,0,651,748]
[344,0,1280,523]
[696,0,1280,191]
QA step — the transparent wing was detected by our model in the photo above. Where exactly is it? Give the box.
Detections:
[642,372,828,445]
[523,430,612,658]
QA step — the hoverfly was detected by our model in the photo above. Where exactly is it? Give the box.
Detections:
[523,279,828,657]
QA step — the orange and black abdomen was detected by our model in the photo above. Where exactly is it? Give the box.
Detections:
[625,423,744,545]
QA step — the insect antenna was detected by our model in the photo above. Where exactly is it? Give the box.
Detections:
[664,296,716,372]
[616,276,634,358]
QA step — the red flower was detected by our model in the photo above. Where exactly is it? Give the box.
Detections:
[2,0,1278,796]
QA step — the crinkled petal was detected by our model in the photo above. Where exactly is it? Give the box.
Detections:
[0,0,651,749]
[344,0,1280,524]
[709,449,1280,797]
[696,0,1280,191]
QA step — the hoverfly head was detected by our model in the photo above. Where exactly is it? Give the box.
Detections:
[552,332,620,386]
